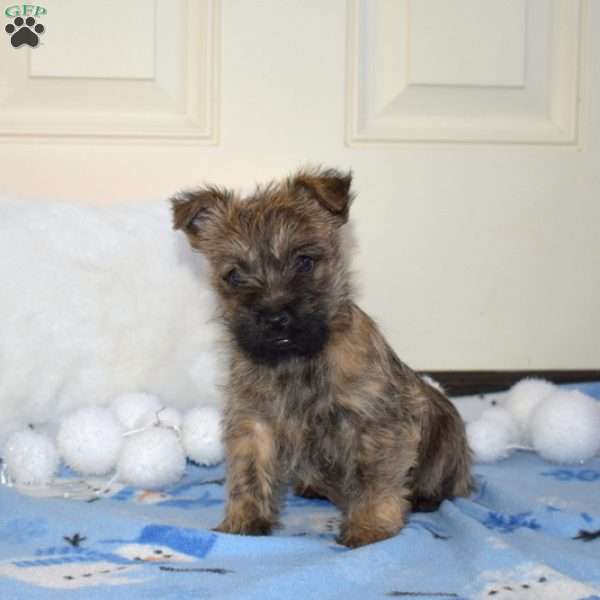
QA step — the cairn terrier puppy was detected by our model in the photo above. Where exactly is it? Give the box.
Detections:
[171,167,472,547]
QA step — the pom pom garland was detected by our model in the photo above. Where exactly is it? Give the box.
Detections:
[467,380,600,465]
[155,407,183,429]
[1,394,224,492]
[182,407,224,466]
[530,390,600,464]
[57,407,124,476]
[3,379,598,490]
[504,378,556,444]
[2,430,59,486]
[117,427,186,489]
[467,407,522,463]
[477,407,521,445]
[111,393,163,430]
[467,417,515,463]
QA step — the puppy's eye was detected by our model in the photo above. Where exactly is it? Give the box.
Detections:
[224,268,242,287]
[295,255,315,273]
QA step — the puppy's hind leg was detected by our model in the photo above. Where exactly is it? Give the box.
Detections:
[412,390,473,510]
[338,429,417,548]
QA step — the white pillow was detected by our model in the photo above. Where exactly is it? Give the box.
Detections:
[0,197,224,438]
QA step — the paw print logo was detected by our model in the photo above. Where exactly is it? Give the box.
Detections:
[5,16,45,48]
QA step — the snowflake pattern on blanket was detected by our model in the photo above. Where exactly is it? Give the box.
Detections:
[0,523,216,589]
[0,384,599,599]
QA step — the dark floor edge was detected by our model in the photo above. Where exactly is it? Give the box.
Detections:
[417,370,600,396]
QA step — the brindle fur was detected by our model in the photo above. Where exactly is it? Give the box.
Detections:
[171,167,472,547]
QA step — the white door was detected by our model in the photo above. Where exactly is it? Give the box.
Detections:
[0,0,598,371]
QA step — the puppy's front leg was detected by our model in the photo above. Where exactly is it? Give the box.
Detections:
[215,417,280,536]
[338,429,417,548]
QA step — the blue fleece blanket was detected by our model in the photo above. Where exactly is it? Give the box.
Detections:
[1,384,599,600]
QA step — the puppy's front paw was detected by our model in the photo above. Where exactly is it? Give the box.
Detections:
[336,524,395,548]
[214,515,273,536]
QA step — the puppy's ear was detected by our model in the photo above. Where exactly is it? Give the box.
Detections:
[292,167,354,225]
[171,186,232,247]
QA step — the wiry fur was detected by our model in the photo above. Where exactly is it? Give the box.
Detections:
[171,167,472,547]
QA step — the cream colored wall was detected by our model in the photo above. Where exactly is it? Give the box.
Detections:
[1,0,598,370]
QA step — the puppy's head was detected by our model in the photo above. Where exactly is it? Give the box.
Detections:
[171,167,354,366]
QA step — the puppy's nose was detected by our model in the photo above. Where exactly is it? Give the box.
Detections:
[264,310,291,331]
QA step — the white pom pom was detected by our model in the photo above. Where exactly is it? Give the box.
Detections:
[530,390,600,464]
[467,417,515,463]
[0,418,28,450]
[57,407,123,476]
[2,430,59,486]
[421,375,445,394]
[117,428,186,489]
[479,407,520,445]
[182,407,224,466]
[110,393,163,430]
[505,378,556,443]
[156,407,182,429]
